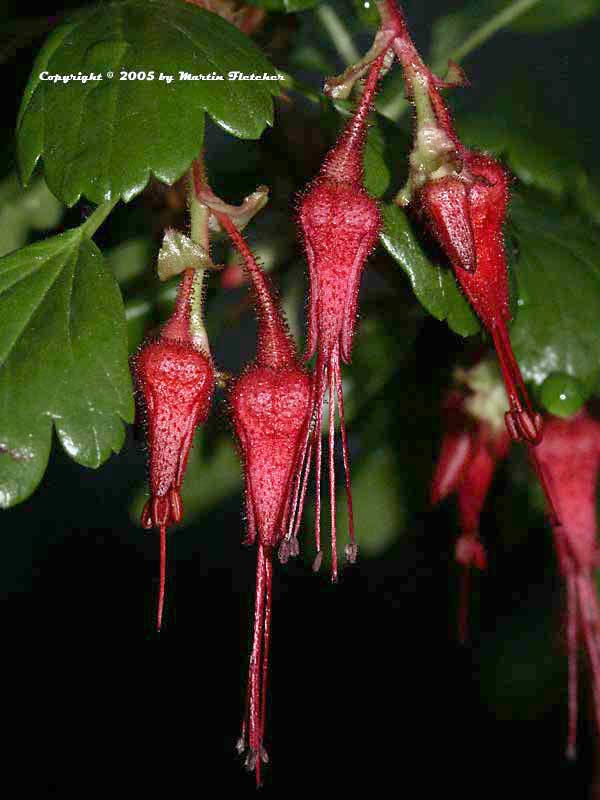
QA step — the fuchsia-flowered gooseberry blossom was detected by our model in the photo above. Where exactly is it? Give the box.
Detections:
[536,410,600,759]
[431,363,510,642]
[392,0,541,446]
[214,207,312,784]
[326,0,542,449]
[297,51,387,580]
[134,269,215,630]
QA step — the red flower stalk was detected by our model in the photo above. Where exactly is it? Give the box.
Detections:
[134,269,214,630]
[296,52,386,579]
[326,0,541,448]
[536,410,600,758]
[216,208,312,783]
[431,365,510,642]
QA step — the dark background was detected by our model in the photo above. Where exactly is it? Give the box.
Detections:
[4,1,600,795]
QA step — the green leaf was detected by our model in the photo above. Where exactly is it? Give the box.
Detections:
[380,204,480,337]
[106,238,154,286]
[456,89,580,200]
[17,0,280,206]
[0,231,134,507]
[575,170,600,227]
[351,0,380,29]
[245,0,322,11]
[363,122,391,198]
[0,174,64,257]
[509,196,600,400]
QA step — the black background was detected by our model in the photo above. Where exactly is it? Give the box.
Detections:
[5,1,600,795]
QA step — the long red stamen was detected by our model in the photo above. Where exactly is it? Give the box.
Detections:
[577,575,600,752]
[157,524,166,631]
[334,355,357,562]
[490,324,541,443]
[313,372,325,572]
[292,437,314,543]
[280,378,318,560]
[566,571,578,760]
[328,356,338,582]
[242,545,273,785]
[260,554,273,746]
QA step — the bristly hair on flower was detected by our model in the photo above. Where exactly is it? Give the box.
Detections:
[201,177,312,784]
[325,0,544,449]
[134,268,214,630]
[296,51,388,580]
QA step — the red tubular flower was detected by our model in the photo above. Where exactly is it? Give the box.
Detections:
[535,410,600,758]
[134,269,214,630]
[297,52,386,579]
[216,209,312,783]
[431,366,510,642]
[417,153,544,447]
[325,0,542,448]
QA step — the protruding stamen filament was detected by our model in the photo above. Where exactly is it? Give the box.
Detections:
[157,524,166,632]
[241,545,273,787]
[334,355,357,563]
[329,358,338,583]
[491,323,542,445]
[314,380,324,569]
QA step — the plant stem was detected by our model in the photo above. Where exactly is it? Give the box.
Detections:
[81,198,119,238]
[316,4,360,66]
[380,0,542,121]
[187,159,210,355]
[441,0,542,69]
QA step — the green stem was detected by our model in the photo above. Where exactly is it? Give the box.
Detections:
[316,4,360,66]
[81,198,118,238]
[187,162,210,355]
[380,0,543,122]
[441,0,542,69]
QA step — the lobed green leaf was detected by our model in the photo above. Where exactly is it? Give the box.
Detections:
[17,0,280,206]
[0,231,133,507]
[380,204,480,337]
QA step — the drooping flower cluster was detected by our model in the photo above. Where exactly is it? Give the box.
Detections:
[431,362,510,642]
[127,0,594,782]
[326,0,542,448]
